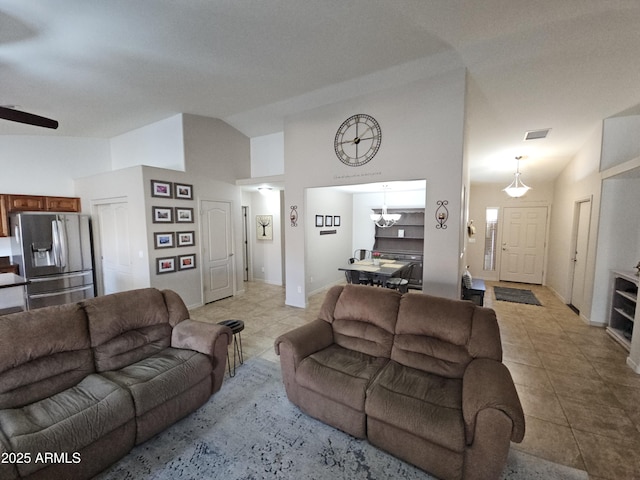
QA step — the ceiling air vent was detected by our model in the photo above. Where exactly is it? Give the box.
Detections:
[524,129,551,140]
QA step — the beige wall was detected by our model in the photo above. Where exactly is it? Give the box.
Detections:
[284,69,467,307]
[466,182,554,282]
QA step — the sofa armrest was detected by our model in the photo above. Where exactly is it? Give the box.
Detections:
[274,319,333,368]
[462,358,525,444]
[171,319,232,356]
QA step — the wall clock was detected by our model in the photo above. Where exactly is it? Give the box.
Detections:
[334,114,381,167]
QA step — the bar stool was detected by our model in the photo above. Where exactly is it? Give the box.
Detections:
[217,319,244,377]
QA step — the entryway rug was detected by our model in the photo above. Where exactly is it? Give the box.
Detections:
[494,286,542,306]
[96,357,586,480]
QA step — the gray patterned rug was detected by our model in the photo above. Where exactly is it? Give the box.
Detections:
[96,358,587,480]
[494,287,542,306]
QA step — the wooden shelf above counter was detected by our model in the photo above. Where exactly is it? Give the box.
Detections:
[0,194,81,237]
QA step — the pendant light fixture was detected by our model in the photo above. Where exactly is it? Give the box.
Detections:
[370,185,401,228]
[503,156,531,198]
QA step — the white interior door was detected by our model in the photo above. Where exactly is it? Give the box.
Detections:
[499,206,548,284]
[570,200,592,313]
[201,200,234,303]
[94,201,133,295]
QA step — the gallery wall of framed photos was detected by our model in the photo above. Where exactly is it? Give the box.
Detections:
[150,179,197,275]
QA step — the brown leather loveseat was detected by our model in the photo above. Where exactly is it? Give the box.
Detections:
[0,288,231,480]
[275,284,525,480]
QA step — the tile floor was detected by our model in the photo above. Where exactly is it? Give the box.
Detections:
[190,280,640,479]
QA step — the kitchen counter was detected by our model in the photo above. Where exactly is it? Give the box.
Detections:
[0,273,29,315]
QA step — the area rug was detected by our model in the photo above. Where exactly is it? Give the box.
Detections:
[494,286,542,306]
[96,358,586,480]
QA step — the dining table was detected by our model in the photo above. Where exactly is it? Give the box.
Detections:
[339,258,411,286]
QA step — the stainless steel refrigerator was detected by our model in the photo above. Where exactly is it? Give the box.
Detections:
[10,212,95,309]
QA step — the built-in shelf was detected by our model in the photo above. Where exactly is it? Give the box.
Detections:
[373,208,424,289]
[606,271,638,351]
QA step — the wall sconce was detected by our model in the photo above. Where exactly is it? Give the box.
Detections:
[435,200,449,229]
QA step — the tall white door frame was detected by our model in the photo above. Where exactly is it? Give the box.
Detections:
[91,197,134,296]
[569,197,592,314]
[200,199,235,304]
[499,206,549,284]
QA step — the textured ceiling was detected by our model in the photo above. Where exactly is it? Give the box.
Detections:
[1,0,639,184]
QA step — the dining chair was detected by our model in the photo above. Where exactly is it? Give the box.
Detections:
[346,258,373,285]
[385,263,414,293]
[353,249,371,261]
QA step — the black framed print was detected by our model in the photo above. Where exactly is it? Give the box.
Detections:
[334,216,341,227]
[325,215,333,227]
[177,231,195,247]
[176,207,194,223]
[178,254,196,270]
[154,232,175,249]
[157,256,176,274]
[315,215,324,227]
[151,180,173,198]
[174,183,193,200]
[152,206,173,223]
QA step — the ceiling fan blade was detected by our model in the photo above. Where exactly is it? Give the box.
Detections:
[0,106,58,129]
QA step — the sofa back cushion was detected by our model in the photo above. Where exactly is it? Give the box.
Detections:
[392,294,502,378]
[84,288,174,372]
[0,303,93,409]
[331,285,401,358]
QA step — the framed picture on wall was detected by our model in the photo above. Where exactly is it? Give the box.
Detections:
[151,180,173,198]
[154,232,175,249]
[325,215,333,227]
[178,254,196,270]
[152,206,173,223]
[334,216,341,227]
[256,215,273,240]
[157,256,176,274]
[175,207,194,223]
[177,231,195,247]
[315,215,324,227]
[174,183,193,200]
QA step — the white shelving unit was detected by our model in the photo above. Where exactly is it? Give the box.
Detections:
[606,270,639,351]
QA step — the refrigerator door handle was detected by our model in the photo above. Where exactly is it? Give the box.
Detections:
[58,218,68,269]
[51,219,67,269]
[51,220,61,267]
[29,285,93,299]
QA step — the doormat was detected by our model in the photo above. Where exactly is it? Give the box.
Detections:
[494,287,542,306]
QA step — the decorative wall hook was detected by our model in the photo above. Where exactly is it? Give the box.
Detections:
[290,205,298,227]
[435,200,449,229]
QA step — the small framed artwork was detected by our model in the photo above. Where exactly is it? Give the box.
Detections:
[177,231,195,247]
[174,183,193,200]
[334,216,341,227]
[256,215,273,240]
[154,232,175,249]
[325,215,333,227]
[176,207,194,223]
[151,180,173,198]
[315,215,324,227]
[157,256,176,274]
[152,206,173,223]
[178,254,196,270]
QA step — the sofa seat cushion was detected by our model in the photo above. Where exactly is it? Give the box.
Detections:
[101,347,212,416]
[366,360,466,453]
[0,374,134,477]
[296,344,387,411]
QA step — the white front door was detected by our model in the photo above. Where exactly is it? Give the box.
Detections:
[94,200,133,295]
[499,206,548,284]
[570,200,592,313]
[201,200,234,303]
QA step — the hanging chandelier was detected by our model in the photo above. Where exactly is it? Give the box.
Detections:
[503,156,531,198]
[370,186,401,228]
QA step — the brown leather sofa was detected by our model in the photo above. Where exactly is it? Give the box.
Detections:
[275,284,525,480]
[0,288,231,480]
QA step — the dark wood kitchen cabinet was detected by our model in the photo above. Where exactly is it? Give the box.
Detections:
[0,194,82,237]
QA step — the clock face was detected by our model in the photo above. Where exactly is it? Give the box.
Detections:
[334,114,381,167]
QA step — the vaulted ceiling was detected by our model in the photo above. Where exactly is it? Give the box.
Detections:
[1,1,639,185]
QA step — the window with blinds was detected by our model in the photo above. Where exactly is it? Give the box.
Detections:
[484,208,499,271]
